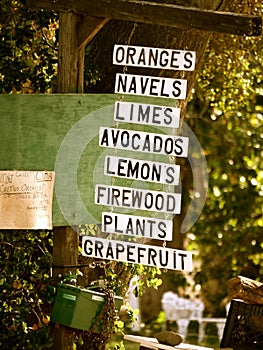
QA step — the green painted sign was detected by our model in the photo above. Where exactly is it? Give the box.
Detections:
[0,94,177,227]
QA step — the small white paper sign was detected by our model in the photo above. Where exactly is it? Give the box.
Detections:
[115,73,187,99]
[113,45,196,71]
[114,101,180,128]
[82,236,193,271]
[101,211,173,241]
[0,171,55,229]
[104,155,180,185]
[99,127,189,157]
[95,184,182,214]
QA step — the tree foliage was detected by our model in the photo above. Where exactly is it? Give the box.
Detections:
[0,0,57,93]
[0,230,54,349]
[187,26,263,312]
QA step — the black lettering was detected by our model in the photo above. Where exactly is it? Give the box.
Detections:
[112,188,120,206]
[114,102,124,121]
[144,192,153,209]
[167,195,176,212]
[166,166,176,184]
[127,245,136,262]
[160,79,169,97]
[140,77,149,94]
[122,189,131,207]
[172,80,182,98]
[164,138,173,155]
[116,74,127,93]
[132,190,143,207]
[153,136,162,153]
[117,159,127,177]
[116,243,125,259]
[184,52,194,69]
[151,164,161,182]
[148,48,158,66]
[157,221,166,239]
[152,107,161,124]
[164,107,173,125]
[105,157,115,175]
[142,135,150,151]
[138,104,150,123]
[137,247,146,263]
[126,218,134,235]
[147,219,155,238]
[179,253,187,270]
[129,103,134,121]
[95,240,103,258]
[159,50,169,67]
[135,219,145,236]
[111,129,120,146]
[103,214,112,232]
[106,242,114,259]
[114,215,123,234]
[170,51,180,68]
[100,129,109,146]
[115,47,125,63]
[127,160,139,178]
[131,134,140,150]
[148,248,157,266]
[149,78,159,96]
[174,138,183,155]
[174,251,177,269]
[126,47,136,64]
[128,76,136,93]
[96,186,106,204]
[159,250,168,267]
[83,239,93,255]
[137,49,146,65]
[141,163,150,180]
[120,131,130,147]
[155,194,164,210]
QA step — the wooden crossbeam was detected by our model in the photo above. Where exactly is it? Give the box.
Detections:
[26,0,262,36]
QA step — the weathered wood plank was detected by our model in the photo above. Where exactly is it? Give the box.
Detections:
[26,0,262,36]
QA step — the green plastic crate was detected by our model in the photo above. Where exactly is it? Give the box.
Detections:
[51,284,123,331]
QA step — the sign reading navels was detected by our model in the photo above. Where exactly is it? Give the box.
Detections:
[81,44,196,271]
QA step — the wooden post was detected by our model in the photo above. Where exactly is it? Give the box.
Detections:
[51,11,109,349]
[51,11,80,350]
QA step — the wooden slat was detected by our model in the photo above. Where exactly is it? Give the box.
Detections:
[26,0,262,36]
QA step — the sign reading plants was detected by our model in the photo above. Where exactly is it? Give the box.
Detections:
[81,45,196,271]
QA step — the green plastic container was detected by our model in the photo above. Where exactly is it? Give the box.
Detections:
[51,284,123,331]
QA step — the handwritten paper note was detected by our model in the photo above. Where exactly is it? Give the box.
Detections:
[0,171,55,229]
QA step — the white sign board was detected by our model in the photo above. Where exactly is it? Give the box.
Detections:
[99,127,189,157]
[82,236,193,271]
[114,101,180,128]
[0,171,55,229]
[95,184,181,214]
[115,73,187,99]
[104,156,180,185]
[102,212,173,241]
[113,45,196,71]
